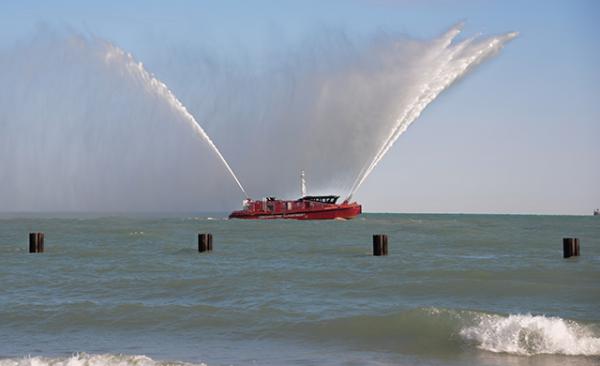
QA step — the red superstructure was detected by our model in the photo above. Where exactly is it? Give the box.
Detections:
[229,195,362,220]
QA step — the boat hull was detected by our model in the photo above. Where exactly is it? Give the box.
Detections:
[229,203,362,220]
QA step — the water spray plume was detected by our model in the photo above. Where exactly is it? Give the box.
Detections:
[146,23,517,201]
[104,46,248,198]
[346,25,518,200]
[0,32,247,211]
[0,24,516,211]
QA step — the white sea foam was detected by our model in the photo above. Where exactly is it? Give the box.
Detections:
[460,313,600,356]
[0,354,205,366]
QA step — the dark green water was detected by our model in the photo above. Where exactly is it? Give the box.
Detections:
[0,213,599,366]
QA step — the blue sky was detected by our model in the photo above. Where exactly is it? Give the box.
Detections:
[1,0,598,214]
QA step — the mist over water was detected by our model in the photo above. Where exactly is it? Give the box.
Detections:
[145,23,516,201]
[0,30,242,211]
[0,24,516,211]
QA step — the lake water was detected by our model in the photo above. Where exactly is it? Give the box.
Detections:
[0,213,599,366]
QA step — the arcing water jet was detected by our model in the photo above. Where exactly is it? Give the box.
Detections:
[145,24,517,201]
[346,25,518,200]
[0,32,247,211]
[0,24,516,211]
[104,46,248,198]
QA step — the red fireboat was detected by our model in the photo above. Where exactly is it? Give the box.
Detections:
[229,195,361,220]
[229,171,362,220]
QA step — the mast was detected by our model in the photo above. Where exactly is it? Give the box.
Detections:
[300,170,307,197]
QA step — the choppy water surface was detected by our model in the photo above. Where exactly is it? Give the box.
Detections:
[1,213,599,366]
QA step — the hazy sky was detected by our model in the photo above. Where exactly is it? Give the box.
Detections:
[1,0,598,215]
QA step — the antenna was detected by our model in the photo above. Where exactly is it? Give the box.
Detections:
[300,170,307,197]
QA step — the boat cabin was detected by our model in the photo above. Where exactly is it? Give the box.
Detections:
[299,195,339,204]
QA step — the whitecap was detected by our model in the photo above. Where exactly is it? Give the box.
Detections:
[460,313,600,356]
[0,354,206,366]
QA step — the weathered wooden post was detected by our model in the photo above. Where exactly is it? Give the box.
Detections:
[29,232,44,253]
[28,233,37,253]
[373,234,388,256]
[198,233,213,253]
[563,238,573,258]
[563,237,580,258]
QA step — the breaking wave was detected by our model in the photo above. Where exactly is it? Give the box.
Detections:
[0,354,204,366]
[460,313,600,356]
[0,311,598,364]
[287,307,600,357]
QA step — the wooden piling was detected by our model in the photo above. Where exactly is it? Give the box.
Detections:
[563,238,573,258]
[373,234,388,256]
[382,234,388,256]
[29,232,44,253]
[563,237,579,258]
[198,233,213,253]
